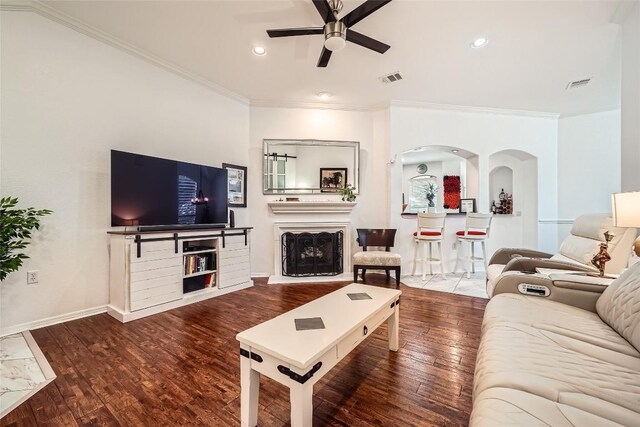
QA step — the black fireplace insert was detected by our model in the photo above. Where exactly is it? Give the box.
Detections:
[281,231,343,277]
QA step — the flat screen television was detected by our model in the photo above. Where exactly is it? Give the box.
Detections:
[111,150,228,230]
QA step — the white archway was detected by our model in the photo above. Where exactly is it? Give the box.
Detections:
[488,149,538,249]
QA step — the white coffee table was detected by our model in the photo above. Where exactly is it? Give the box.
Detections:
[236,283,402,427]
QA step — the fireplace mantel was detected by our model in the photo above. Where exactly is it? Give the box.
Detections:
[268,201,357,214]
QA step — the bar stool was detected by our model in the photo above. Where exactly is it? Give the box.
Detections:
[454,213,493,278]
[412,213,446,280]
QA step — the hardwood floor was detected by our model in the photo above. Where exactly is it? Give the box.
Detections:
[1,275,488,427]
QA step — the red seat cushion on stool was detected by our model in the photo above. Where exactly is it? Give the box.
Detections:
[413,231,442,236]
[456,231,486,236]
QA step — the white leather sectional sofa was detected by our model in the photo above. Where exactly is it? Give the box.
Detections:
[470,262,640,426]
[486,214,637,304]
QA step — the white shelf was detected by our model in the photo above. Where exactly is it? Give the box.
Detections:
[183,269,216,279]
[183,249,216,255]
[183,286,218,297]
[268,201,357,214]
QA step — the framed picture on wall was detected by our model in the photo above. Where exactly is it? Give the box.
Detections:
[459,198,476,214]
[222,163,247,208]
[319,168,347,192]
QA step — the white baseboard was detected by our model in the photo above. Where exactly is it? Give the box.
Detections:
[0,305,108,337]
[107,281,253,323]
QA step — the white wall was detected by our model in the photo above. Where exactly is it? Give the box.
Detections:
[0,12,250,334]
[621,3,640,192]
[557,110,621,219]
[249,107,388,276]
[388,105,559,271]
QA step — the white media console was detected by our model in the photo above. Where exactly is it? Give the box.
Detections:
[107,227,252,322]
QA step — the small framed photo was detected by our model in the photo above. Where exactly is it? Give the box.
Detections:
[319,168,347,192]
[459,198,476,214]
[222,163,247,208]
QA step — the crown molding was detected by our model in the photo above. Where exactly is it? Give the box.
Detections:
[250,99,389,112]
[558,107,621,119]
[0,0,250,105]
[0,0,30,11]
[250,99,563,118]
[389,100,561,119]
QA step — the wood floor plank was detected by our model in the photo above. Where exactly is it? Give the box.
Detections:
[1,275,487,426]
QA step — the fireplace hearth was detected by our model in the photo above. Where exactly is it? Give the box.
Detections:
[281,231,343,277]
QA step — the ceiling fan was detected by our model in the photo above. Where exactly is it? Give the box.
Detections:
[266,0,392,67]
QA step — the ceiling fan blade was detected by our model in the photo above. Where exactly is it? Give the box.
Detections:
[342,0,392,28]
[267,27,324,38]
[317,47,332,67]
[312,0,336,23]
[346,30,390,53]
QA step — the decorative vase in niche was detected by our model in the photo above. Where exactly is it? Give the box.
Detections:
[425,182,438,210]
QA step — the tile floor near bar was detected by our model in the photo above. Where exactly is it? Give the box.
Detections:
[0,333,54,418]
[402,272,489,299]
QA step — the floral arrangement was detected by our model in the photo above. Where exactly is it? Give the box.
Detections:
[425,182,438,207]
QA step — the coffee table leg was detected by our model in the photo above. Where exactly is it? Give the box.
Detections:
[388,302,400,351]
[290,381,313,427]
[240,347,259,427]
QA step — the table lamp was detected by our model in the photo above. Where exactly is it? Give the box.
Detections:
[612,191,640,257]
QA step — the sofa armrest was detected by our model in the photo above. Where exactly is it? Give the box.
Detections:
[549,273,613,293]
[491,271,605,311]
[502,257,592,274]
[488,248,553,266]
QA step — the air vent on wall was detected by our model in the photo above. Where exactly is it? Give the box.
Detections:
[566,78,591,90]
[380,71,403,84]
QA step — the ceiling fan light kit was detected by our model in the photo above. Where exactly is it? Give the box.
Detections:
[266,0,392,67]
[324,21,347,51]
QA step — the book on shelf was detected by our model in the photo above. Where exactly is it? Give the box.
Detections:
[184,253,213,275]
[204,273,216,288]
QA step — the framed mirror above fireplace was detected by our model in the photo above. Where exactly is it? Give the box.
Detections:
[263,139,360,195]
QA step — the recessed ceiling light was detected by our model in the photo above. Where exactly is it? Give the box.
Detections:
[471,37,488,48]
[252,46,266,56]
[451,149,459,153]
[317,91,331,100]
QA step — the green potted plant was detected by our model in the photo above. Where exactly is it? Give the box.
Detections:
[0,197,52,281]
[338,184,356,202]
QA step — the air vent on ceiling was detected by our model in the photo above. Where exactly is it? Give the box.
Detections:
[380,71,403,84]
[566,78,591,90]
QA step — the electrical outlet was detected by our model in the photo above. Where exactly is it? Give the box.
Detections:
[27,270,39,284]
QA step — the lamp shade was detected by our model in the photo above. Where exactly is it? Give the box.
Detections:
[612,191,640,227]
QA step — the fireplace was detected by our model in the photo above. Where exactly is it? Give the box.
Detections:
[281,231,343,276]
